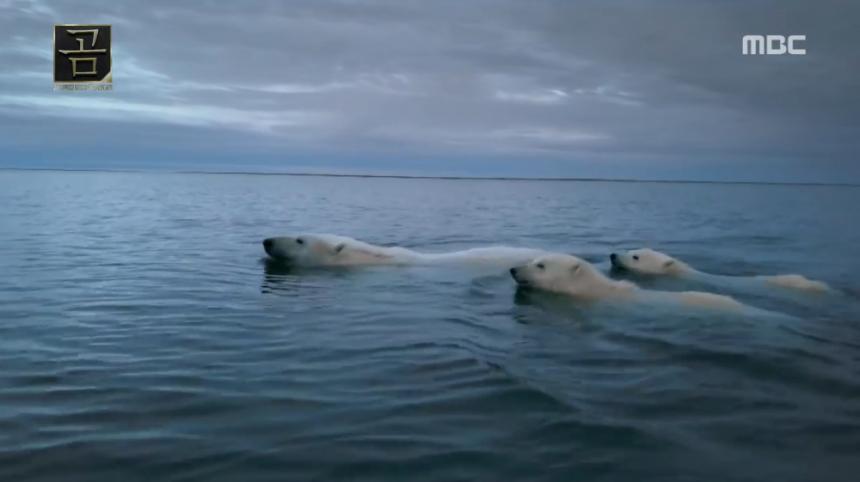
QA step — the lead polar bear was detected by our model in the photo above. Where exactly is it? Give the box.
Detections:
[510,254,749,311]
[610,248,831,293]
[262,233,550,267]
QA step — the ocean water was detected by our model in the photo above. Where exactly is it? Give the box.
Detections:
[0,170,858,482]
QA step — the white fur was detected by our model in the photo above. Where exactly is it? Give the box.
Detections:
[764,274,830,292]
[263,233,550,267]
[611,248,692,276]
[511,254,745,311]
[611,248,831,293]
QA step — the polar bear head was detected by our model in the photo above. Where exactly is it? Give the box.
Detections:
[610,248,688,276]
[262,233,393,266]
[510,254,632,298]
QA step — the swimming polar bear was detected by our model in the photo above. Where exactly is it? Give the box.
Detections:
[262,233,550,268]
[610,248,831,293]
[510,254,749,311]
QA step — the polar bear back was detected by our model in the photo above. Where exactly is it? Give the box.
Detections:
[761,274,830,293]
[421,246,549,265]
[673,291,745,310]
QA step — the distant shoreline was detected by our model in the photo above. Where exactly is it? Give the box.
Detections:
[0,167,857,188]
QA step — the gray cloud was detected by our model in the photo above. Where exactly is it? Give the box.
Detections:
[0,0,857,181]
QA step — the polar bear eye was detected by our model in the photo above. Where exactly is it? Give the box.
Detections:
[536,263,545,270]
[632,255,639,261]
[296,238,305,245]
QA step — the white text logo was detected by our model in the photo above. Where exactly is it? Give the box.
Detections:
[742,35,806,55]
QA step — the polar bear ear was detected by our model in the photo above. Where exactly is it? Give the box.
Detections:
[333,243,346,254]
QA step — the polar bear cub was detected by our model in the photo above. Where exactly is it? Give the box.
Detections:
[511,254,746,311]
[263,233,550,267]
[610,248,831,293]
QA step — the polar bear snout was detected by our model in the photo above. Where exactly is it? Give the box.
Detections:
[510,265,537,287]
[510,266,526,284]
[262,237,283,258]
[609,252,627,270]
[262,237,291,259]
[609,252,625,270]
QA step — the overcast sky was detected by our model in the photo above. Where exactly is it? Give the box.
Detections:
[0,0,857,182]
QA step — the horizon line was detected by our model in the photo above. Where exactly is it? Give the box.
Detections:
[1,167,858,188]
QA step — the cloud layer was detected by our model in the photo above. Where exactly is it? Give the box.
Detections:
[0,0,857,181]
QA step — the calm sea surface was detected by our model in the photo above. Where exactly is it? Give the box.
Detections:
[0,170,858,481]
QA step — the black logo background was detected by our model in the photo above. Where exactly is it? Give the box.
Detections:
[54,25,111,83]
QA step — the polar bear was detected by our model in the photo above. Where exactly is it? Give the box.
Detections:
[510,254,748,311]
[609,248,831,293]
[262,233,550,268]
[263,233,416,266]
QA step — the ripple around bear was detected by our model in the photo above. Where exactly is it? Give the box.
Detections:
[609,248,831,293]
[511,254,751,312]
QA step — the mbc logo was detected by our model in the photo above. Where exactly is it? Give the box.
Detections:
[742,35,806,55]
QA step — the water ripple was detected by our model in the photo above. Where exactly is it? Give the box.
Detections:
[0,172,858,481]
